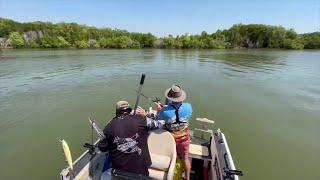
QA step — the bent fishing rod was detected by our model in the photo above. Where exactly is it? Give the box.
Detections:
[133,89,161,105]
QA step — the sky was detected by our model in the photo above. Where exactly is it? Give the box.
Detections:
[0,0,319,37]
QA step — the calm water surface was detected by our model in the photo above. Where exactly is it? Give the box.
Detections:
[0,49,319,180]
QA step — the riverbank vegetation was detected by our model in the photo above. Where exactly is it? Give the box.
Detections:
[1,18,320,49]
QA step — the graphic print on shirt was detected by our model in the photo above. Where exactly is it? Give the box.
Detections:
[113,133,142,155]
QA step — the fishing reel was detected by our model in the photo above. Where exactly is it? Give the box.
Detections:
[83,143,97,155]
[152,97,161,103]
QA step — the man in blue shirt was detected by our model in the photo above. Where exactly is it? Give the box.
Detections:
[157,84,192,180]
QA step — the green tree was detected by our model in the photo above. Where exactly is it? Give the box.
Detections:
[9,32,25,47]
[38,36,70,48]
[74,40,88,49]
[38,37,51,48]
[208,39,226,49]
[112,36,140,48]
[57,36,70,47]
[90,40,100,48]
[285,29,298,39]
[99,37,113,48]
[283,38,304,49]
[180,35,192,49]
[163,35,175,48]
[136,33,156,47]
[29,42,40,48]
[2,17,320,50]
[267,26,286,48]
[226,24,242,48]
[302,32,320,49]
[173,36,183,48]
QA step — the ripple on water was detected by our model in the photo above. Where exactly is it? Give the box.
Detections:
[294,87,320,111]
[31,76,44,80]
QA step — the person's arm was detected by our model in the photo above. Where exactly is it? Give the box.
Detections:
[155,102,164,112]
[136,106,164,130]
[97,125,113,152]
[186,103,193,119]
[146,116,165,130]
[179,103,193,121]
[97,138,109,152]
[156,108,165,121]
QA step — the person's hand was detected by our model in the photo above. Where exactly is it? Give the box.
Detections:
[136,106,147,117]
[155,103,163,112]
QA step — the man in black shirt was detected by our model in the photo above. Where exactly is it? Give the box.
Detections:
[98,101,162,176]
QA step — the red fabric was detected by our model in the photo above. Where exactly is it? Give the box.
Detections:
[174,131,191,159]
[203,167,209,180]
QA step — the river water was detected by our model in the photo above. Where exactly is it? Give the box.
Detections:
[0,49,319,180]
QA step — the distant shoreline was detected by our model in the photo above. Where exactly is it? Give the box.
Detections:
[1,18,320,50]
[3,48,318,51]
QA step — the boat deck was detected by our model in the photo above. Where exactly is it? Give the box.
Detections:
[189,136,211,160]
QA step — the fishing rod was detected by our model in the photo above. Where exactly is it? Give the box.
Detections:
[82,118,106,156]
[133,74,146,115]
[88,117,105,139]
[133,89,161,105]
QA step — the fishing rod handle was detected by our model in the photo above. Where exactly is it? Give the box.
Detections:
[140,73,146,85]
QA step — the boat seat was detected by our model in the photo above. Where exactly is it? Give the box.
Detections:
[148,168,166,180]
[150,153,171,171]
[148,129,176,180]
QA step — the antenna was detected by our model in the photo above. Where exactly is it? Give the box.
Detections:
[318,0,320,31]
[91,121,94,146]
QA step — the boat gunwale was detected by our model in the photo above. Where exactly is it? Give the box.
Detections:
[60,139,101,178]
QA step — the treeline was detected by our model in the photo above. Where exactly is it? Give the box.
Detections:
[1,18,320,49]
[161,24,320,49]
[0,18,155,48]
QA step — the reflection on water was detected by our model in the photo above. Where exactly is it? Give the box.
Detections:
[0,49,319,180]
[198,50,287,75]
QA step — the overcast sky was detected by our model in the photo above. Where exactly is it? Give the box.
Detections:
[1,0,319,37]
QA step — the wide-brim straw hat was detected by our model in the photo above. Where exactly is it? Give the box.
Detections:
[165,84,187,102]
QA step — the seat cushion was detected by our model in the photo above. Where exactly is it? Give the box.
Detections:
[189,144,209,156]
[150,153,171,171]
[149,168,166,180]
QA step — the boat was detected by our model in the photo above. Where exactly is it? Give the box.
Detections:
[59,110,242,180]
[59,74,242,180]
